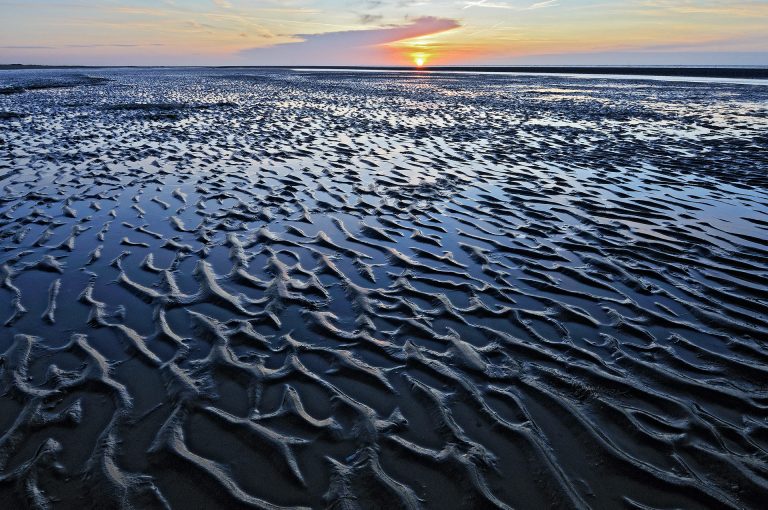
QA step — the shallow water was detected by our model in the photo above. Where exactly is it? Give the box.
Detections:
[1,68,767,509]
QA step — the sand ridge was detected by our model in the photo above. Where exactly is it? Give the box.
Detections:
[0,68,767,509]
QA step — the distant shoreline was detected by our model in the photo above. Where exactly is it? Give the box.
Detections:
[294,66,768,79]
[2,64,767,79]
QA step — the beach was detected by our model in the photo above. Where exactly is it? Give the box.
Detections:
[1,67,767,509]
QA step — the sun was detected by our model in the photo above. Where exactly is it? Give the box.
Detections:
[414,57,426,68]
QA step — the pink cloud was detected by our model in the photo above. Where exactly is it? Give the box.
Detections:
[238,17,460,66]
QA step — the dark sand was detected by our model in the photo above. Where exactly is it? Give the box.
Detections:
[1,68,767,509]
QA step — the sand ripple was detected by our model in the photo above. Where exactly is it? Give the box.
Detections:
[1,68,767,509]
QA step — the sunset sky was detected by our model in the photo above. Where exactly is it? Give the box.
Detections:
[1,0,767,66]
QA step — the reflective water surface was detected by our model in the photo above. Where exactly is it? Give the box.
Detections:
[1,68,767,509]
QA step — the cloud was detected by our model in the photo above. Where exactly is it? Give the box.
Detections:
[358,14,384,24]
[529,0,559,8]
[463,0,559,10]
[492,49,768,66]
[66,43,166,48]
[0,45,54,49]
[238,16,460,65]
[634,1,768,18]
[0,43,166,50]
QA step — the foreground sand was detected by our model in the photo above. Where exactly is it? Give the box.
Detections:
[1,68,767,509]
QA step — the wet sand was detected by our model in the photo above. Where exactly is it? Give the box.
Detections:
[1,68,767,509]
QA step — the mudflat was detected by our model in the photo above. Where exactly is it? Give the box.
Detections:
[1,68,767,509]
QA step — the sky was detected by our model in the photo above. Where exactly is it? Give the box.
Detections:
[1,0,767,66]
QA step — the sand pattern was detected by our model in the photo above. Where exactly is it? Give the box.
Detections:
[1,68,767,509]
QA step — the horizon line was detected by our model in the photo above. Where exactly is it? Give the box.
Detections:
[2,64,768,79]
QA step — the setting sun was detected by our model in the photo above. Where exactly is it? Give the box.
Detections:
[415,57,425,67]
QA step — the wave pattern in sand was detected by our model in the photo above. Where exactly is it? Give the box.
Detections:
[1,69,768,509]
